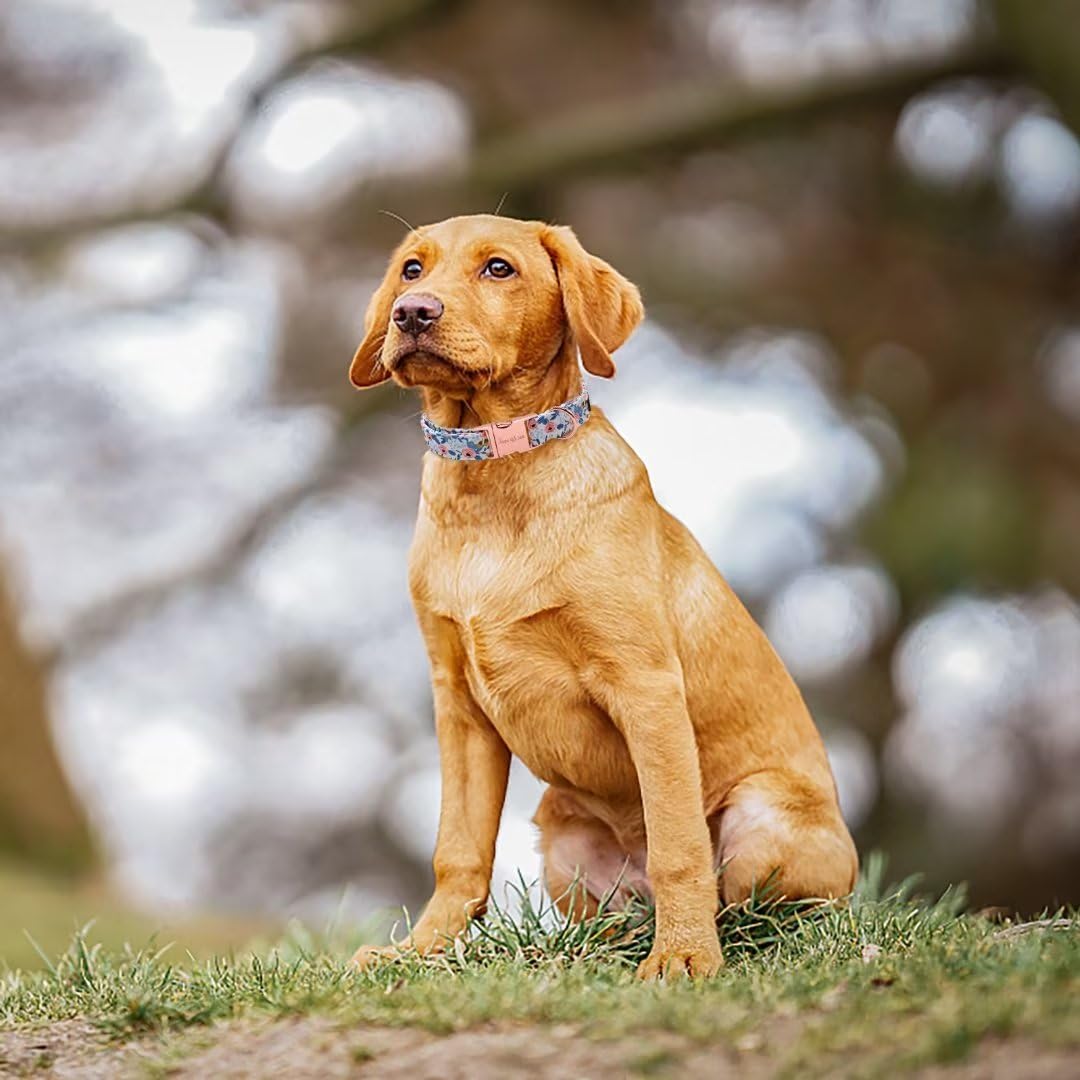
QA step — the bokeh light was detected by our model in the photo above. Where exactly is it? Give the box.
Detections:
[1,0,1078,925]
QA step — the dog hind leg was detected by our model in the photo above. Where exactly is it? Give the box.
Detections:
[713,769,858,905]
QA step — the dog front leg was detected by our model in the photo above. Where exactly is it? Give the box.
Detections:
[352,673,510,969]
[588,665,723,980]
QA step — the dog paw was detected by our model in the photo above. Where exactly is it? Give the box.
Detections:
[350,944,410,971]
[635,938,724,980]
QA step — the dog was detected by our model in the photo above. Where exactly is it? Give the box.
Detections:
[349,214,857,979]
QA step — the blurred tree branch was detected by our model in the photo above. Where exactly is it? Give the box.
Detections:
[992,0,1080,135]
[456,36,1010,196]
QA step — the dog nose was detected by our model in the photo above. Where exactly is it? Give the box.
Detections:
[392,293,443,335]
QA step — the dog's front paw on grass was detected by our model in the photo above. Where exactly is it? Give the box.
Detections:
[635,937,724,980]
[350,944,413,971]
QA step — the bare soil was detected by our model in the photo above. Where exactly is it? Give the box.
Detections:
[1,1018,1077,1079]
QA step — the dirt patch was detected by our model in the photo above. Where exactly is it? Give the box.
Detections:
[0,1020,1076,1079]
[0,1018,776,1079]
[0,1020,132,1079]
[918,1037,1080,1079]
[338,1026,746,1080]
[164,1019,792,1079]
[159,1017,426,1080]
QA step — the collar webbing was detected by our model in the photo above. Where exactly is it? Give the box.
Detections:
[420,385,591,461]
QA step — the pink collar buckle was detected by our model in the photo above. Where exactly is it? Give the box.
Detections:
[483,417,531,458]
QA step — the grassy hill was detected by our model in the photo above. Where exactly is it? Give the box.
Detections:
[1,863,1077,1077]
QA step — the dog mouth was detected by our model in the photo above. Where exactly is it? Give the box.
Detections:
[391,347,456,380]
[393,345,453,369]
[388,344,487,389]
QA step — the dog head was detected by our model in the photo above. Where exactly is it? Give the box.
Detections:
[349,215,643,394]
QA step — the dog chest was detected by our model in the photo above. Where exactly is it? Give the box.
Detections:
[409,521,641,797]
[413,520,561,624]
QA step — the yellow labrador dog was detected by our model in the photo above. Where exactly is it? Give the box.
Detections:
[349,215,857,978]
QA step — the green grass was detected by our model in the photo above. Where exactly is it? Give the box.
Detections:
[1,857,1078,1077]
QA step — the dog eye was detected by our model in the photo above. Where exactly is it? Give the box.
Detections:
[402,259,423,281]
[482,258,515,279]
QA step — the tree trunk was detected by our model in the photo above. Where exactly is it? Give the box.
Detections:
[0,569,94,873]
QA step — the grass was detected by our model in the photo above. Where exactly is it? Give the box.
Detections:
[1,856,1078,1077]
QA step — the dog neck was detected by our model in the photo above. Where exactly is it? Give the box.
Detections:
[414,349,635,527]
[416,343,582,432]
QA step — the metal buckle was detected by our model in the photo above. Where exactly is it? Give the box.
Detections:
[485,416,531,458]
[553,406,579,435]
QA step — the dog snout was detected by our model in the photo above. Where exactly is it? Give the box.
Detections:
[392,293,444,336]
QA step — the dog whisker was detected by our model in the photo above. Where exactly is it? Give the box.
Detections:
[378,208,423,237]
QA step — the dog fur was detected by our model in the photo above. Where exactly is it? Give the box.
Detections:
[349,215,857,979]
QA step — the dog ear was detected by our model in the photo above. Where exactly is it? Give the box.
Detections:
[349,275,396,389]
[540,225,643,378]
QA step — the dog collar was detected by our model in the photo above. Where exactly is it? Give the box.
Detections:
[420,385,591,461]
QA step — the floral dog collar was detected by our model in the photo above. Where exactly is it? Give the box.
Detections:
[420,385,591,461]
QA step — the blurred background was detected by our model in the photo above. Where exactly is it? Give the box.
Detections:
[1,0,1078,968]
